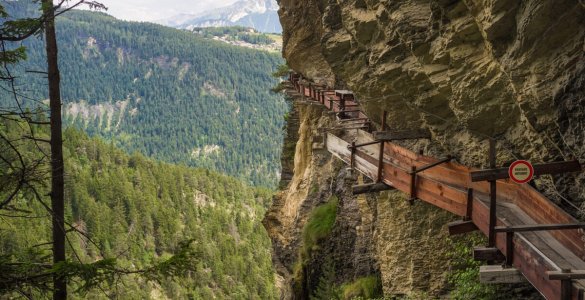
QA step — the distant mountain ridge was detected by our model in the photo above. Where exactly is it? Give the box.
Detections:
[1,3,288,187]
[158,0,282,33]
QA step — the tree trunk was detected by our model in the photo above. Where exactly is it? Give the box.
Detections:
[42,1,66,299]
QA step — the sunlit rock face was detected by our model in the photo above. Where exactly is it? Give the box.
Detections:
[263,102,456,298]
[279,0,585,209]
[272,0,585,297]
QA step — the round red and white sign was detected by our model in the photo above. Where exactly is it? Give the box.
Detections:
[508,160,534,184]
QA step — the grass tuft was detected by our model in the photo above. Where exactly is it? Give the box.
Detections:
[302,196,339,256]
[340,275,383,300]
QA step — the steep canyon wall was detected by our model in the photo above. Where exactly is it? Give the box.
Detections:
[265,1,585,298]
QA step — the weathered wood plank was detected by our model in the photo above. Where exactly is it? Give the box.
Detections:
[547,270,585,280]
[479,265,526,284]
[322,114,585,298]
[448,220,479,235]
[373,129,432,141]
[308,73,585,298]
[335,90,353,96]
[495,224,585,233]
[352,182,395,195]
[338,117,369,123]
[326,133,378,179]
[474,247,505,261]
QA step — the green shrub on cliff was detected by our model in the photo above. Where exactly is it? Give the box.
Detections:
[340,275,383,299]
[302,196,339,255]
[447,233,498,299]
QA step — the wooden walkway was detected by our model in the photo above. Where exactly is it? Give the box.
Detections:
[286,73,585,300]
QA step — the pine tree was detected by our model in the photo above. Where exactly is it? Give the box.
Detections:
[311,257,341,300]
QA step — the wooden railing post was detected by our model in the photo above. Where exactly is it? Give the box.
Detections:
[506,231,514,266]
[561,269,572,300]
[350,141,356,170]
[377,111,387,182]
[409,166,416,204]
[465,188,474,221]
[488,138,497,248]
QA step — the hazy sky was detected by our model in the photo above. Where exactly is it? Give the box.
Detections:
[80,0,239,22]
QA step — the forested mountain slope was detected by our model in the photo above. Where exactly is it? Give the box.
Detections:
[1,2,288,187]
[0,119,277,299]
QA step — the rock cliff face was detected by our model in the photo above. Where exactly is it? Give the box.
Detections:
[265,0,585,298]
[264,102,456,298]
[279,0,585,204]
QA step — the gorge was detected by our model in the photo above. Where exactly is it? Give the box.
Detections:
[264,1,585,299]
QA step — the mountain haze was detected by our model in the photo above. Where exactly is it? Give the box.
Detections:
[1,3,288,187]
[159,0,282,33]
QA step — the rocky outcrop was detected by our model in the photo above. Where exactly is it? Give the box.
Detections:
[268,0,584,298]
[278,0,585,209]
[264,101,457,298]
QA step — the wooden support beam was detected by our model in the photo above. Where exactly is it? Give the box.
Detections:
[547,270,585,280]
[350,142,356,170]
[465,188,473,221]
[412,156,452,174]
[352,182,395,195]
[470,160,582,182]
[547,269,580,300]
[373,129,431,141]
[320,125,370,132]
[473,247,505,262]
[338,117,369,122]
[494,223,585,232]
[563,279,572,300]
[409,166,417,204]
[328,109,361,114]
[377,111,387,182]
[506,232,514,266]
[488,138,497,248]
[312,142,324,150]
[448,220,478,235]
[479,265,525,284]
[335,90,353,97]
[348,140,381,150]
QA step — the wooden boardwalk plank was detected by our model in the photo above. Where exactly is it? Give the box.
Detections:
[293,77,585,299]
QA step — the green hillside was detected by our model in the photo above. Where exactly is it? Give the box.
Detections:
[1,3,288,187]
[0,119,278,299]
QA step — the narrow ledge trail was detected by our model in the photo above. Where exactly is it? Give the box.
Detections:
[285,72,585,300]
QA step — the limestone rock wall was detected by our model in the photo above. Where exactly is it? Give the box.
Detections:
[374,191,453,296]
[268,0,585,298]
[263,101,457,299]
[278,0,585,208]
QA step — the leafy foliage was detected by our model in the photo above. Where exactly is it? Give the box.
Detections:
[302,196,338,257]
[311,257,341,300]
[272,64,290,78]
[0,121,278,299]
[447,233,498,299]
[340,276,383,300]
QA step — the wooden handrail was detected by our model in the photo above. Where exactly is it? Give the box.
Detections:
[285,75,585,299]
